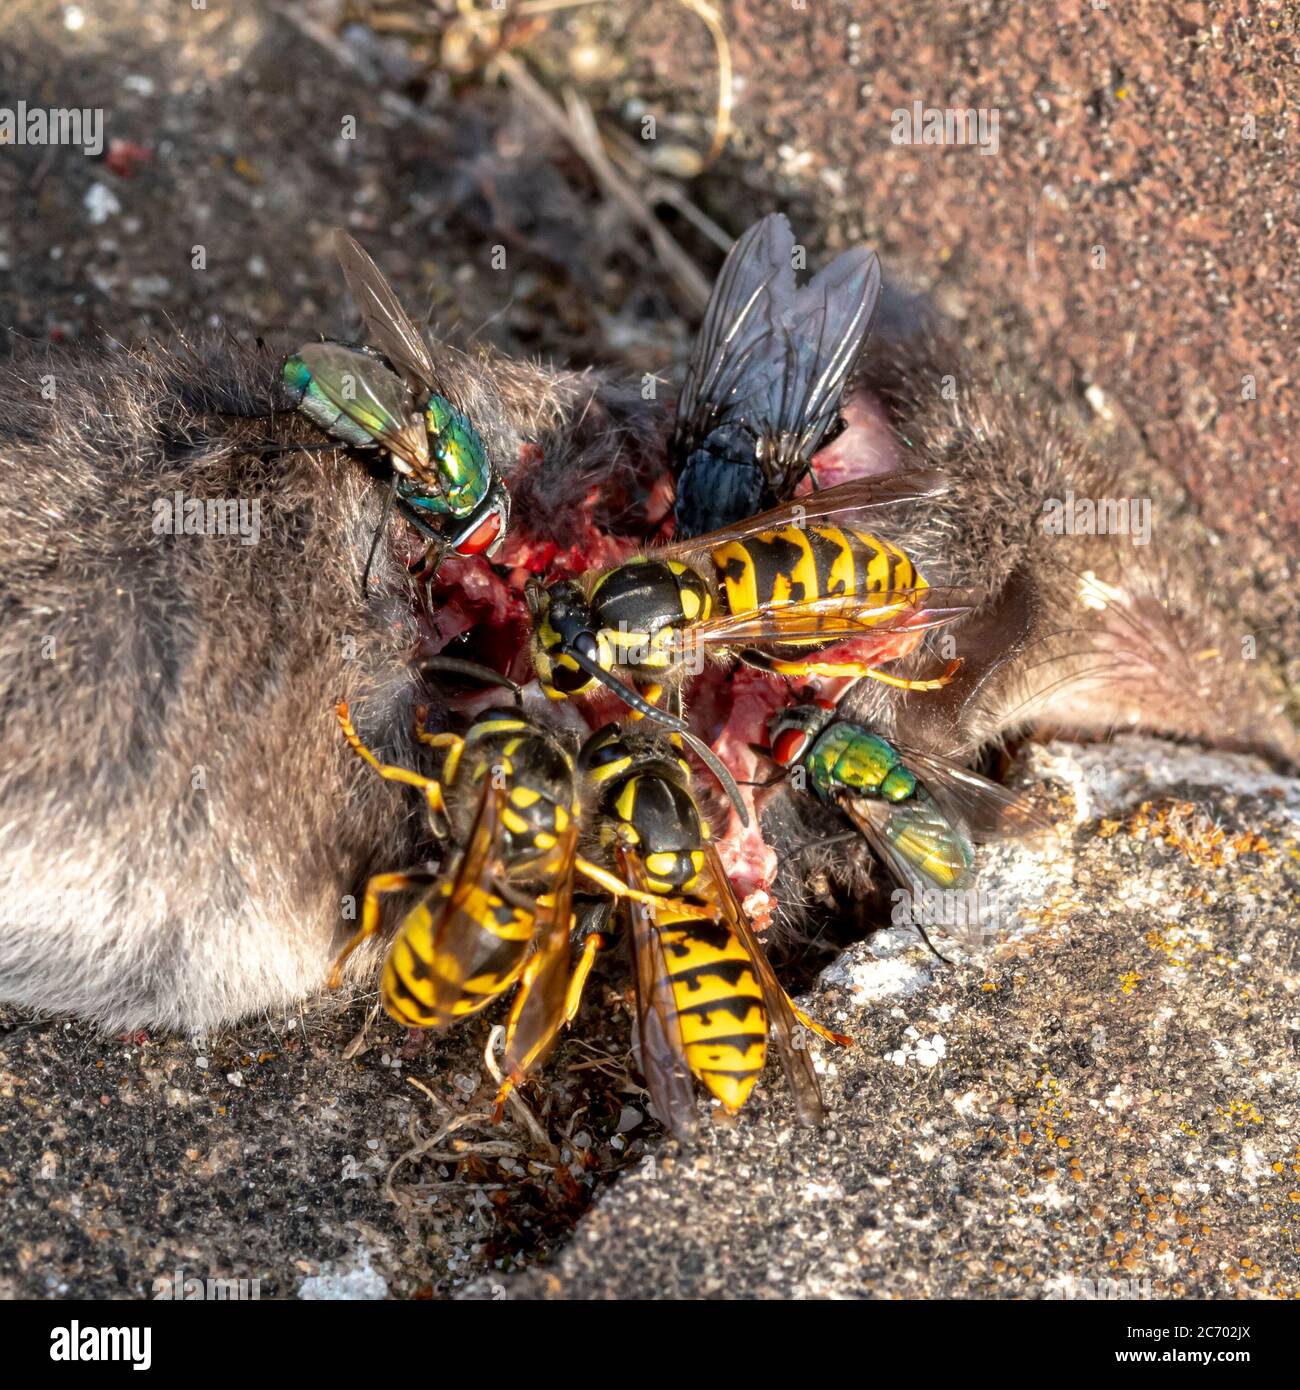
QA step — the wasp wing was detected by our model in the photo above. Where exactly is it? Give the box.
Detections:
[618,846,700,1141]
[677,586,971,651]
[293,341,429,475]
[653,470,947,563]
[401,779,520,1025]
[699,844,825,1126]
[501,825,580,1086]
[672,213,795,463]
[333,230,439,394]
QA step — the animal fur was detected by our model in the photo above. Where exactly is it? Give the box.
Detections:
[0,330,658,1032]
[763,301,1298,939]
[0,287,1292,1026]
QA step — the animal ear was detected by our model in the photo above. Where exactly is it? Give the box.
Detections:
[984,547,1299,766]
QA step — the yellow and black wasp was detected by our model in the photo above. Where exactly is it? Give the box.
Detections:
[529,472,967,733]
[578,724,852,1139]
[327,701,720,1103]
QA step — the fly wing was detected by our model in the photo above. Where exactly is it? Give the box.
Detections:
[698,844,825,1126]
[763,248,882,477]
[618,846,699,1141]
[501,825,579,1086]
[653,470,948,564]
[840,788,975,898]
[294,341,429,475]
[672,213,795,463]
[885,743,1056,844]
[334,230,438,393]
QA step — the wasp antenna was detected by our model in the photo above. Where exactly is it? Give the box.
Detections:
[563,645,691,735]
[680,729,750,828]
[420,655,521,695]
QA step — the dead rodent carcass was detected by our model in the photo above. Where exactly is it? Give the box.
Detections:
[0,330,661,1032]
[745,300,1298,937]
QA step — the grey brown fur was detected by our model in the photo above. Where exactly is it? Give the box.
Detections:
[0,331,658,1032]
[0,303,1292,1027]
[763,303,1298,935]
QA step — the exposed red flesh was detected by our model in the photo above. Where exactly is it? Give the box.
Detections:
[399,389,907,935]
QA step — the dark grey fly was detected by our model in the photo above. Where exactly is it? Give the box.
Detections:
[671,213,882,538]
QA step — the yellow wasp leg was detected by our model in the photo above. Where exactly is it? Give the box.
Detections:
[562,932,607,1025]
[758,657,962,691]
[787,997,854,1049]
[493,933,610,1116]
[327,869,434,990]
[574,856,718,922]
[411,705,465,782]
[336,700,448,820]
[859,659,962,692]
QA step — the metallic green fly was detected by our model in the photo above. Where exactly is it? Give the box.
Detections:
[766,695,1052,931]
[283,231,511,579]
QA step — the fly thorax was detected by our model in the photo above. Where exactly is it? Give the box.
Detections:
[819,725,897,798]
[880,766,918,803]
[426,395,490,517]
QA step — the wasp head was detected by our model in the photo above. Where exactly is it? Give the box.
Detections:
[528,579,611,698]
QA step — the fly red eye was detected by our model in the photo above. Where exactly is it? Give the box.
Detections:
[815,699,835,712]
[771,728,807,767]
[457,510,503,555]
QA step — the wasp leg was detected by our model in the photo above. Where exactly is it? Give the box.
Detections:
[562,932,608,1025]
[786,997,854,1049]
[411,714,466,786]
[859,659,963,692]
[327,867,440,990]
[493,932,610,1117]
[573,856,719,922]
[335,701,449,822]
[739,649,962,690]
